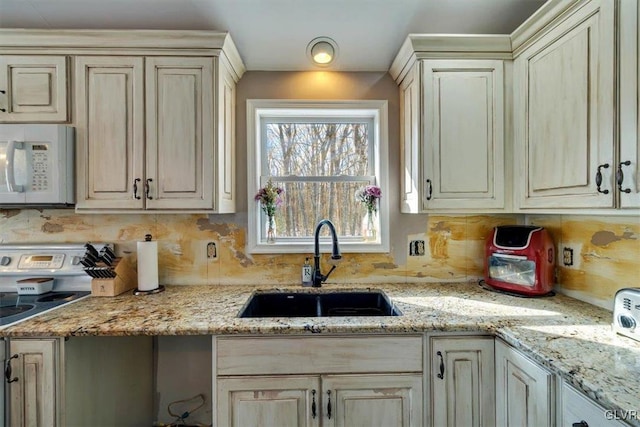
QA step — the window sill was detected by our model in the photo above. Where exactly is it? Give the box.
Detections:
[248,240,389,254]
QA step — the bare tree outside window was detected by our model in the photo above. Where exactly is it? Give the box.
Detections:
[262,121,375,239]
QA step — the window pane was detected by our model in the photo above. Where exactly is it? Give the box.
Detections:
[262,180,376,239]
[265,123,370,176]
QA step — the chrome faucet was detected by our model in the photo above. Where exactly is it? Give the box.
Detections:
[312,219,342,287]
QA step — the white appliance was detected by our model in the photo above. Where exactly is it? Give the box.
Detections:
[613,288,640,342]
[0,124,74,206]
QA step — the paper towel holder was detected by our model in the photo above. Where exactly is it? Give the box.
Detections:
[133,233,166,296]
[133,284,165,295]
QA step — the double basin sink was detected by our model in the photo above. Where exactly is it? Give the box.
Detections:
[239,290,401,318]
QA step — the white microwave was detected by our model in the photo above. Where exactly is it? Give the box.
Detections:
[0,124,75,206]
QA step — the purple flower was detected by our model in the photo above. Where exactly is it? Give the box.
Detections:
[255,179,285,217]
[356,185,382,214]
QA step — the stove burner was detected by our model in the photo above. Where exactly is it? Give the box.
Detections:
[36,292,76,303]
[0,304,35,319]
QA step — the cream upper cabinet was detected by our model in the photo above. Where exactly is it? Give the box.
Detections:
[75,56,145,210]
[70,34,244,213]
[393,38,510,213]
[0,31,245,213]
[430,336,495,427]
[422,60,505,210]
[76,56,213,211]
[145,57,214,210]
[0,55,68,122]
[495,339,555,427]
[513,0,616,209]
[619,0,640,208]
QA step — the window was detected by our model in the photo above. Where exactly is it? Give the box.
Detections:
[247,100,389,253]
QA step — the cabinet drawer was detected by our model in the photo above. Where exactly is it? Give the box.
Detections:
[562,383,628,427]
[216,335,423,375]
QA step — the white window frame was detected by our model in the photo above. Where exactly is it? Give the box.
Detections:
[247,99,389,254]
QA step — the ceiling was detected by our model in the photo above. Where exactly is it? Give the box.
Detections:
[0,0,546,72]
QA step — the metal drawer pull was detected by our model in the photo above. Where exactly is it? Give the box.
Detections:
[311,389,316,419]
[327,390,332,419]
[5,354,18,383]
[617,161,632,194]
[595,163,610,194]
[426,179,433,200]
[145,178,153,200]
[133,178,141,200]
[572,421,588,427]
[437,350,445,379]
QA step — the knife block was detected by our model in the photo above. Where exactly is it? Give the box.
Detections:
[91,256,138,297]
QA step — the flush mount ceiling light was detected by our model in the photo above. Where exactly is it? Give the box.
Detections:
[307,36,338,66]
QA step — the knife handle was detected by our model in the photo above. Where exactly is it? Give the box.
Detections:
[145,178,153,200]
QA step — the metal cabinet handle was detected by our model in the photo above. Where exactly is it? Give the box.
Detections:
[595,163,610,194]
[617,161,632,194]
[5,354,18,383]
[572,421,589,427]
[0,90,5,94]
[311,389,317,419]
[145,178,153,200]
[0,109,6,112]
[327,390,332,419]
[426,179,433,201]
[437,350,445,379]
[133,178,141,200]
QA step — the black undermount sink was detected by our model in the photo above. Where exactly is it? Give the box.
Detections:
[238,290,401,318]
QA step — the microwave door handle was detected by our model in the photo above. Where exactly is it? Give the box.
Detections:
[492,253,528,261]
[5,140,24,193]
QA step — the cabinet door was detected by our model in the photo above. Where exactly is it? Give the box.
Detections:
[145,57,214,210]
[8,338,59,427]
[0,55,68,122]
[400,62,422,213]
[75,56,144,210]
[495,340,555,427]
[423,60,505,210]
[561,383,627,427]
[431,336,495,427]
[217,376,320,427]
[619,0,640,208]
[322,374,423,427]
[514,0,615,208]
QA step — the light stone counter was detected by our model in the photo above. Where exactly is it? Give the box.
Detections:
[1,282,639,424]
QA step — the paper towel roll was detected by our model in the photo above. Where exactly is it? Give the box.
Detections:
[137,234,159,291]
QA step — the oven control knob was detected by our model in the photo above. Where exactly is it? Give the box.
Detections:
[0,256,11,266]
[618,315,636,330]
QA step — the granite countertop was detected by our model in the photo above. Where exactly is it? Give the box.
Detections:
[1,282,639,423]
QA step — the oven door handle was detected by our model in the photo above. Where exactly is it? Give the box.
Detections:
[491,253,528,261]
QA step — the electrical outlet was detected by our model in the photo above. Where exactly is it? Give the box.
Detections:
[207,242,217,259]
[409,240,425,256]
[562,247,573,266]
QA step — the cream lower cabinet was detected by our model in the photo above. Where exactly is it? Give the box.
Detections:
[513,0,616,209]
[7,338,59,427]
[0,55,68,122]
[495,339,555,427]
[561,382,628,427]
[399,58,506,212]
[430,335,495,427]
[214,335,423,427]
[218,374,421,427]
[7,336,153,427]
